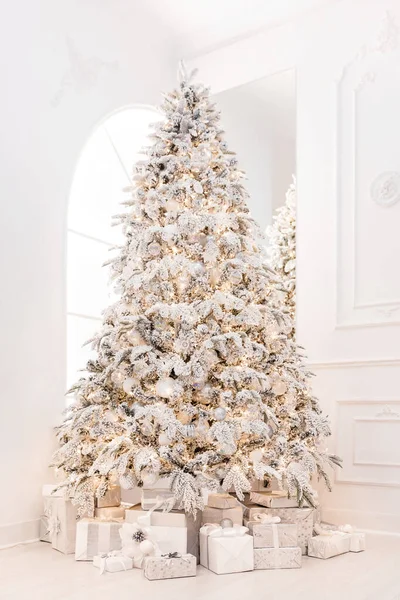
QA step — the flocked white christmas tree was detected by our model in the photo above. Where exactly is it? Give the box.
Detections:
[52,65,340,517]
[267,178,296,339]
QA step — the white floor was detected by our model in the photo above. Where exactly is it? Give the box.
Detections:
[0,534,399,600]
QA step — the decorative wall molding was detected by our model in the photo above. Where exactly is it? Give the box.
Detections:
[334,10,400,328]
[52,37,118,107]
[335,399,400,488]
[0,519,39,550]
[370,171,400,207]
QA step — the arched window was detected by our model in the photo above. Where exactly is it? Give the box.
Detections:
[67,106,158,391]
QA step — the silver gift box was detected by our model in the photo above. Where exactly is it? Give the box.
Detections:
[143,553,197,580]
[254,547,302,569]
[308,533,351,559]
[75,519,123,561]
[245,505,314,554]
[249,522,298,548]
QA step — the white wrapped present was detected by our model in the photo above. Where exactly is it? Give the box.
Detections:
[308,526,351,559]
[46,497,77,554]
[328,524,366,553]
[143,553,197,580]
[201,505,243,526]
[93,551,133,574]
[96,484,121,508]
[254,547,302,569]
[126,503,200,562]
[75,519,123,561]
[250,491,298,509]
[200,524,254,575]
[244,505,313,554]
[248,514,298,548]
[141,489,176,511]
[120,508,187,566]
[40,485,68,544]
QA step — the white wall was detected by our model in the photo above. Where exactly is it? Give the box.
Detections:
[213,72,296,231]
[190,0,400,532]
[0,0,177,548]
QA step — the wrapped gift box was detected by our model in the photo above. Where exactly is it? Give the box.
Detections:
[249,491,298,509]
[120,518,187,558]
[319,523,366,553]
[96,485,121,508]
[143,553,197,580]
[207,494,238,509]
[201,505,243,526]
[249,522,298,549]
[40,485,67,544]
[349,532,366,552]
[200,525,254,575]
[93,552,133,573]
[126,504,199,561]
[254,547,302,569]
[95,506,126,520]
[244,505,313,554]
[46,497,77,554]
[308,533,351,559]
[75,519,123,561]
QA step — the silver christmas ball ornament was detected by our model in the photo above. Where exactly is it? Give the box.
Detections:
[214,407,227,421]
[220,518,234,529]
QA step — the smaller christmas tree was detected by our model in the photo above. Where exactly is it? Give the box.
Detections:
[267,178,296,338]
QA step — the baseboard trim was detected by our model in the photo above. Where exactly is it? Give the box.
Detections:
[322,507,400,534]
[0,519,40,550]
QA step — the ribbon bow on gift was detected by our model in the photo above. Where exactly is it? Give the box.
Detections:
[338,524,354,534]
[253,514,281,524]
[137,496,174,529]
[161,552,191,565]
[162,552,181,559]
[314,523,348,537]
[202,524,249,538]
[98,550,130,575]
[47,515,61,539]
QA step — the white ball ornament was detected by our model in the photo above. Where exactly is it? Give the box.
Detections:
[196,418,210,436]
[156,377,176,399]
[127,329,145,346]
[139,540,155,556]
[214,407,227,421]
[229,269,242,284]
[220,518,234,529]
[165,198,180,212]
[272,380,287,396]
[250,449,264,463]
[158,432,170,446]
[122,377,139,395]
[111,370,125,387]
[148,242,161,257]
[192,262,205,276]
